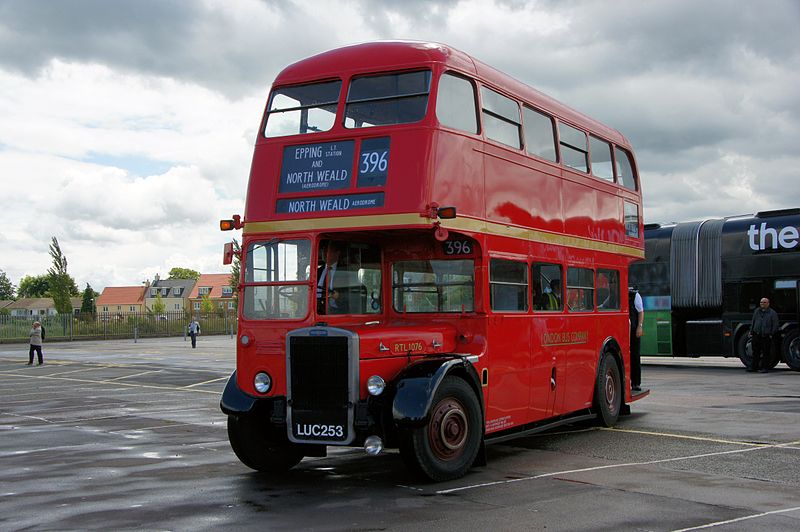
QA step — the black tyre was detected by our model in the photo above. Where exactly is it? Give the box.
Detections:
[227,415,304,473]
[782,330,800,371]
[400,376,482,482]
[595,353,622,427]
[736,332,753,369]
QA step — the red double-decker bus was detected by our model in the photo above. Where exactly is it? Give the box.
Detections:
[220,41,647,481]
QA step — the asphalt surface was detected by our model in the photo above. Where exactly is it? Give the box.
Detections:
[1,336,799,531]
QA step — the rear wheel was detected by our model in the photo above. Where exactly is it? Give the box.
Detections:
[782,330,800,371]
[400,376,482,482]
[227,416,304,473]
[595,353,622,427]
[736,332,753,369]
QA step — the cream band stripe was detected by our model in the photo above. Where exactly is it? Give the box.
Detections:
[243,213,644,258]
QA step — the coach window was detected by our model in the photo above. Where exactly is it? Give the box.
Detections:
[615,147,637,191]
[490,259,528,312]
[533,263,563,311]
[264,80,341,137]
[345,70,431,128]
[566,267,594,312]
[597,269,620,310]
[590,136,614,181]
[624,201,640,238]
[244,239,311,319]
[481,86,522,148]
[523,106,557,162]
[436,72,478,133]
[558,122,588,172]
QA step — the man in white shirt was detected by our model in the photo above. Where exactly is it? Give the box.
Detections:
[317,242,345,314]
[629,288,644,391]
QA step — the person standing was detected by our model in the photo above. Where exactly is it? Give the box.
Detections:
[628,288,644,391]
[749,297,779,373]
[28,321,44,366]
[188,318,201,348]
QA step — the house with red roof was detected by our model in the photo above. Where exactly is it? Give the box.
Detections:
[188,273,235,315]
[96,286,147,318]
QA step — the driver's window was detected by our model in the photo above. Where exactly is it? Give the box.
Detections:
[317,240,381,315]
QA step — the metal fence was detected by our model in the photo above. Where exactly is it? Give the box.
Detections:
[0,310,238,343]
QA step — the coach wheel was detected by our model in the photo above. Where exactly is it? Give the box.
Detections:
[400,376,482,482]
[594,353,622,427]
[227,416,304,473]
[736,332,753,369]
[782,330,800,371]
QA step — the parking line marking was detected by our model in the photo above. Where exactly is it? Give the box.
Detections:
[435,439,800,495]
[601,427,773,447]
[184,376,228,388]
[0,371,219,394]
[670,506,800,531]
[108,370,162,381]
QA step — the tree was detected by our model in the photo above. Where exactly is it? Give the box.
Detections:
[80,283,97,314]
[229,238,241,310]
[48,237,78,314]
[0,269,15,299]
[200,293,215,314]
[168,267,200,280]
[150,292,166,314]
[17,274,50,298]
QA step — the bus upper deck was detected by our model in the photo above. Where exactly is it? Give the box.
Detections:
[242,41,643,258]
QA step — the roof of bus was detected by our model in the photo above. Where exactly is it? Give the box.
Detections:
[273,40,629,147]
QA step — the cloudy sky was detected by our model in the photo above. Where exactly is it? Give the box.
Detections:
[1,0,798,293]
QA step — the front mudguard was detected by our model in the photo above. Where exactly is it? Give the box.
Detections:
[391,356,483,428]
[220,371,286,422]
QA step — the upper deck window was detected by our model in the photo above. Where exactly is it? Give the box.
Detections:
[345,70,431,128]
[615,147,637,191]
[481,87,521,149]
[523,106,557,162]
[436,72,478,133]
[559,122,588,173]
[589,135,614,182]
[264,81,341,138]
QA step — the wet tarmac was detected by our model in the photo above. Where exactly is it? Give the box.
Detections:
[1,336,799,531]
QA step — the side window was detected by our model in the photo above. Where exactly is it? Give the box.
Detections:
[597,269,620,310]
[558,122,588,172]
[625,201,640,238]
[436,73,478,134]
[532,263,563,311]
[615,147,637,191]
[481,87,522,149]
[590,136,614,181]
[490,259,528,312]
[523,106,557,162]
[566,267,594,312]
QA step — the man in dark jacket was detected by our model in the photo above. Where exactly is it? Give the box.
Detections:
[749,297,779,373]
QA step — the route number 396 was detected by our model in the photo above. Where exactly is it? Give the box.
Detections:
[360,150,389,174]
[444,240,472,255]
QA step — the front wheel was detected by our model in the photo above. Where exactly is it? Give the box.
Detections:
[595,353,622,427]
[227,416,304,473]
[782,330,800,371]
[400,376,482,482]
[736,332,753,369]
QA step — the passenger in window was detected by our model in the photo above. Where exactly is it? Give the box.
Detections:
[542,279,561,310]
[317,241,348,314]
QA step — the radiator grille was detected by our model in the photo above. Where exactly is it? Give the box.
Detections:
[289,336,349,409]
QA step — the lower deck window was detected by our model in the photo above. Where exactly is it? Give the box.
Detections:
[392,260,474,313]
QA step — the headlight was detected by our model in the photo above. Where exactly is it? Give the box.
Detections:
[240,334,251,346]
[367,375,385,396]
[254,372,272,394]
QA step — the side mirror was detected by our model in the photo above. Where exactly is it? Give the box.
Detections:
[223,242,234,265]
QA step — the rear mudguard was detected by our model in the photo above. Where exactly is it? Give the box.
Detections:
[391,356,483,427]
